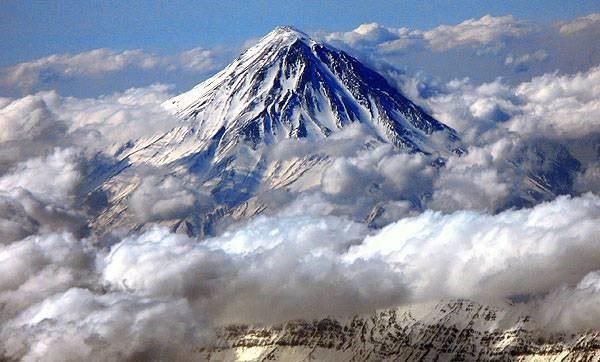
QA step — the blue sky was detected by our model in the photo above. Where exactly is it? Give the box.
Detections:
[1,1,599,97]
[2,0,599,67]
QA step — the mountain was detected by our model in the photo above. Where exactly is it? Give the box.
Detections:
[86,26,463,236]
[84,26,578,237]
[163,26,461,156]
[199,299,600,361]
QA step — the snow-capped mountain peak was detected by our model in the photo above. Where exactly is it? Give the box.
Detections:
[91,26,468,235]
[88,26,577,238]
[163,25,461,155]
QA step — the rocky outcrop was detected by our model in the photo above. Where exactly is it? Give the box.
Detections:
[198,300,600,361]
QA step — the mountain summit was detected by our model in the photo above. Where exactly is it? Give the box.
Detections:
[163,26,461,155]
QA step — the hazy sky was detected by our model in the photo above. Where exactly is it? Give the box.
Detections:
[2,0,599,66]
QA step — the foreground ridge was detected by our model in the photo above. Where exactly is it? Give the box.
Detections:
[199,300,600,361]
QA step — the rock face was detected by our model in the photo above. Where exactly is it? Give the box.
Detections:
[199,300,600,361]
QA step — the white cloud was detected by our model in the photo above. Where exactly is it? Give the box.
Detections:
[511,66,600,138]
[0,94,58,143]
[128,174,202,223]
[0,13,598,360]
[324,13,599,85]
[347,193,600,301]
[0,84,181,162]
[407,65,600,142]
[326,15,531,55]
[0,193,599,360]
[325,23,419,53]
[178,47,227,72]
[2,288,203,362]
[1,49,161,91]
[1,47,230,93]
[0,195,38,243]
[0,148,82,205]
[533,270,600,332]
[505,50,548,72]
[575,164,600,193]
[47,84,180,150]
[0,232,94,319]
[0,93,68,168]
[559,13,600,34]
[424,15,530,51]
[102,217,405,325]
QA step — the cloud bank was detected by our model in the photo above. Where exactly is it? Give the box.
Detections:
[1,194,599,360]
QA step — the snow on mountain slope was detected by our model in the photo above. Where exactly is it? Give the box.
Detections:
[199,299,600,361]
[162,26,461,157]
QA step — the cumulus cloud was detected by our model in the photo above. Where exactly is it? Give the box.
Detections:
[0,94,67,168]
[0,84,180,161]
[0,233,95,320]
[325,23,420,53]
[0,195,38,242]
[1,47,232,95]
[320,144,434,212]
[505,50,548,72]
[178,47,227,72]
[103,216,405,325]
[533,270,600,332]
[0,149,88,238]
[45,84,180,150]
[324,13,599,85]
[2,289,203,362]
[423,14,531,51]
[0,84,188,239]
[347,193,600,301]
[401,67,599,200]
[0,11,598,360]
[1,49,161,92]
[0,148,82,205]
[2,194,599,360]
[403,63,600,142]
[325,15,530,54]
[129,174,204,223]
[559,13,600,34]
[511,66,600,139]
[393,67,598,211]
[575,164,600,194]
[0,94,60,143]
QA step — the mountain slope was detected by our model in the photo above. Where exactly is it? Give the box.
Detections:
[199,299,600,361]
[87,26,463,236]
[163,26,461,156]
